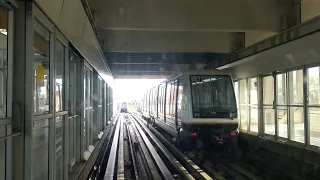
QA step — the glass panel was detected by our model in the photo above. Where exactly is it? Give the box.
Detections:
[309,108,320,147]
[234,81,239,107]
[289,107,304,143]
[33,21,50,115]
[249,77,258,104]
[68,53,77,164]
[69,116,74,162]
[190,75,237,118]
[277,107,288,138]
[264,106,275,135]
[55,41,64,112]
[69,55,77,115]
[289,70,303,105]
[263,76,274,105]
[240,105,248,130]
[276,73,287,105]
[0,7,7,118]
[308,67,320,105]
[32,119,49,180]
[250,106,258,132]
[56,116,63,180]
[0,125,6,180]
[239,79,248,104]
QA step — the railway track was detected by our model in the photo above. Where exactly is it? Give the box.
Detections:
[88,113,270,180]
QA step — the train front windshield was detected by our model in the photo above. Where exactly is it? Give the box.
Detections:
[190,75,237,118]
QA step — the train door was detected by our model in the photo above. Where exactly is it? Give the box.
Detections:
[176,76,184,130]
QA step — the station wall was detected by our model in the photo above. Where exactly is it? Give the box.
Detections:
[0,1,114,180]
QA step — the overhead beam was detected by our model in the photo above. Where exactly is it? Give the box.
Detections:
[105,52,229,65]
[110,64,191,72]
[114,74,173,79]
[112,71,179,78]
[91,0,290,32]
[100,30,244,53]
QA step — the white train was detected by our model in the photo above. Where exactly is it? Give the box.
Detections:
[142,70,239,150]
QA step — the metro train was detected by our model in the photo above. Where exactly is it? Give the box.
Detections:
[142,70,238,151]
[120,102,128,113]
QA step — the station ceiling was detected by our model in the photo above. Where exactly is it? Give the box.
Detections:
[86,0,294,79]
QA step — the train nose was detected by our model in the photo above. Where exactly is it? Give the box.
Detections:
[196,139,203,149]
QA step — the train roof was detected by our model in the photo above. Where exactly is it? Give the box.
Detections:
[146,69,231,91]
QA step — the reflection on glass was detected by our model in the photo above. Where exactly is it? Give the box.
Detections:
[234,81,239,106]
[263,76,274,105]
[277,108,288,138]
[309,108,320,147]
[264,107,275,135]
[32,119,49,180]
[55,41,64,112]
[33,21,50,115]
[289,107,304,143]
[190,75,236,118]
[277,73,286,105]
[0,7,8,118]
[234,82,239,123]
[56,116,63,180]
[0,125,6,180]
[240,105,248,130]
[308,67,320,105]
[289,70,303,105]
[250,106,258,132]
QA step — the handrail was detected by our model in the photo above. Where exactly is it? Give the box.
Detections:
[0,132,21,142]
[203,15,320,69]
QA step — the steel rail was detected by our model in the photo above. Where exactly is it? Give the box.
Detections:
[132,114,213,180]
[104,115,122,179]
[130,116,175,180]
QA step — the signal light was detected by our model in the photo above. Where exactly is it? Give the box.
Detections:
[230,131,238,136]
[190,132,197,137]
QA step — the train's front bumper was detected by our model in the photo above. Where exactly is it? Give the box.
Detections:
[178,125,239,150]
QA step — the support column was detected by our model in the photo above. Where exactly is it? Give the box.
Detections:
[286,0,301,28]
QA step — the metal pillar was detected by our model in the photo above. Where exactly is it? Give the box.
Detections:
[12,1,33,180]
